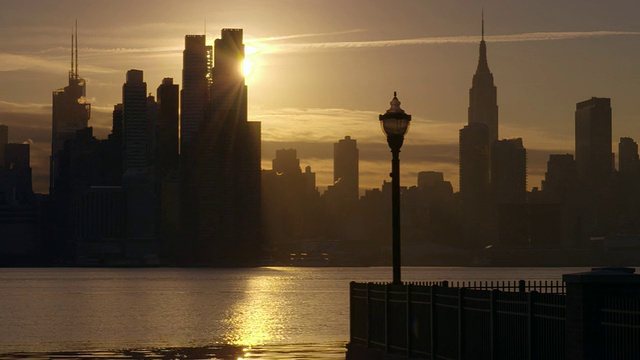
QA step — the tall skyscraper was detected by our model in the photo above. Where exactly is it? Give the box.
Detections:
[180,35,212,150]
[50,24,90,193]
[122,70,148,176]
[333,136,359,201]
[618,137,638,173]
[459,122,491,248]
[468,15,498,143]
[186,29,262,264]
[459,15,500,248]
[575,97,612,191]
[157,78,179,172]
[491,138,527,204]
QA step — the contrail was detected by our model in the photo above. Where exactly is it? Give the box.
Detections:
[262,30,640,53]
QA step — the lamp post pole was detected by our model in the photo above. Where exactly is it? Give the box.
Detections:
[390,141,402,285]
[379,92,411,285]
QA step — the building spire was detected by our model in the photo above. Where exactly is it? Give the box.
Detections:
[482,8,484,41]
[476,10,490,74]
[75,19,78,79]
[70,27,74,79]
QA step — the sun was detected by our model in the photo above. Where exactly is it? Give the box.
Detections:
[243,58,254,78]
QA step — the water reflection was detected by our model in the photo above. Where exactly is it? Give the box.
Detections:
[0,343,348,360]
[223,272,291,346]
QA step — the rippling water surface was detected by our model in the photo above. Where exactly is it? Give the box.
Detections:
[0,267,587,359]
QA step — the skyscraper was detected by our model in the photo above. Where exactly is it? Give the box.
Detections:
[542,154,576,202]
[122,70,148,176]
[459,15,499,248]
[459,122,491,248]
[50,24,90,193]
[157,78,179,172]
[491,138,527,204]
[333,136,359,201]
[187,28,262,264]
[618,137,638,173]
[180,35,212,150]
[468,15,498,143]
[575,97,612,191]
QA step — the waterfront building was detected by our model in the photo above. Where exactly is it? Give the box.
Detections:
[459,16,499,248]
[618,137,639,173]
[50,25,90,193]
[122,70,148,177]
[333,136,359,202]
[575,97,612,192]
[468,15,498,143]
[186,29,262,264]
[542,154,577,203]
[491,138,527,204]
[459,122,492,248]
[180,35,211,150]
[157,78,180,173]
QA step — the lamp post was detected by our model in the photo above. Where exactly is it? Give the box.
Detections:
[379,91,411,285]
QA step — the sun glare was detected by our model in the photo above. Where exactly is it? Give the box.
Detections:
[243,58,254,77]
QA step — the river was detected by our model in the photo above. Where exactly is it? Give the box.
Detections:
[0,267,590,359]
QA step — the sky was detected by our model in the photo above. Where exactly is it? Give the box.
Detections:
[1,0,640,194]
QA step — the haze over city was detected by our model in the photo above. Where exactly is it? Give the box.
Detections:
[2,0,640,194]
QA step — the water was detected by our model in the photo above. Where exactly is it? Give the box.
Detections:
[0,267,589,359]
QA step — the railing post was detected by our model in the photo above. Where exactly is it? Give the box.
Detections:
[406,283,412,357]
[385,282,390,353]
[490,289,498,360]
[458,287,465,360]
[366,282,371,348]
[528,290,537,360]
[431,285,437,358]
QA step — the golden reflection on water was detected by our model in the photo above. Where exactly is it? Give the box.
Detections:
[223,271,292,347]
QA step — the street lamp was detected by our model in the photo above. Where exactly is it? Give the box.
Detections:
[379,91,411,285]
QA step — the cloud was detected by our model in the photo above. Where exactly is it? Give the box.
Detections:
[261,31,640,53]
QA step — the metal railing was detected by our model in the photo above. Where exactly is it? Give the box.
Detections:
[350,281,566,360]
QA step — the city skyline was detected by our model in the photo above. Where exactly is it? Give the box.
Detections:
[1,0,640,193]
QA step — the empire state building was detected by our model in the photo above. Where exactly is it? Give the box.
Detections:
[459,15,498,248]
[468,16,498,143]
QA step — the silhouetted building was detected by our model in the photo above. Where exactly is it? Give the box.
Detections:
[50,25,90,193]
[418,171,444,189]
[180,35,211,150]
[459,16,499,249]
[333,136,359,202]
[459,122,492,248]
[468,16,498,143]
[263,149,320,251]
[491,138,527,204]
[119,70,157,244]
[542,154,577,203]
[157,78,179,173]
[122,70,149,177]
[575,97,612,192]
[187,29,262,264]
[618,137,639,173]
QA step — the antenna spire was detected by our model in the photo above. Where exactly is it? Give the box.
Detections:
[75,20,78,79]
[70,27,74,79]
[481,8,485,41]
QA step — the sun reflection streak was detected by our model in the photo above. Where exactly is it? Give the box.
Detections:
[223,275,291,347]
